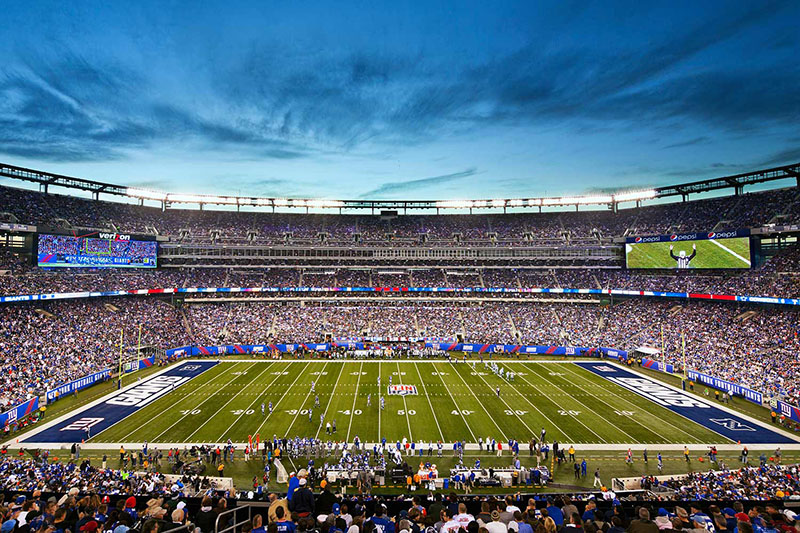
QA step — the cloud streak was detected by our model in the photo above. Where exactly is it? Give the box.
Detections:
[359,168,479,198]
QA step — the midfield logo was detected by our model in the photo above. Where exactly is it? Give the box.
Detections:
[709,418,756,431]
[388,385,418,396]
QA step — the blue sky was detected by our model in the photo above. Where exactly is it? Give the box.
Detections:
[0,0,798,200]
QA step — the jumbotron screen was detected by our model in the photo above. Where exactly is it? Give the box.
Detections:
[37,233,158,269]
[625,231,751,270]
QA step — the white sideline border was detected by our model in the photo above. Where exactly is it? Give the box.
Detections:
[9,358,800,451]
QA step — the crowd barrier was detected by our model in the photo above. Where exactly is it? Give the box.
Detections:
[45,369,112,402]
[641,357,675,374]
[685,369,763,404]
[0,285,798,306]
[637,360,763,405]
[166,343,628,358]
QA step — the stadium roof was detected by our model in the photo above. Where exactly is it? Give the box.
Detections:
[1,161,798,213]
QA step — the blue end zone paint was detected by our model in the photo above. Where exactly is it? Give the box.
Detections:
[23,361,218,443]
[576,362,796,444]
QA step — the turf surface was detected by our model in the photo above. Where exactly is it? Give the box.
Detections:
[91,360,727,445]
[625,237,751,269]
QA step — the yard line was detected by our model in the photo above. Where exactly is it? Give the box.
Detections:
[215,361,286,441]
[184,362,276,442]
[446,361,508,441]
[429,361,477,443]
[526,363,641,443]
[561,363,706,443]
[284,361,331,435]
[456,361,537,438]
[709,238,751,266]
[395,361,414,441]
[377,361,381,441]
[412,361,445,442]
[345,361,364,441]
[314,361,347,439]
[144,362,252,443]
[498,362,589,443]
[252,362,312,439]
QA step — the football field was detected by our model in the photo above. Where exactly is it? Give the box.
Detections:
[28,358,796,447]
[625,237,751,269]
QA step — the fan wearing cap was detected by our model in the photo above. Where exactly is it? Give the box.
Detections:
[289,477,315,518]
[317,480,338,516]
[79,522,100,533]
[288,469,306,503]
[722,509,738,532]
[484,510,506,533]
[1,519,16,533]
[654,509,672,531]
[123,497,138,522]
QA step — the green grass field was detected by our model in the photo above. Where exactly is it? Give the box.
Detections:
[87,360,727,445]
[625,237,751,269]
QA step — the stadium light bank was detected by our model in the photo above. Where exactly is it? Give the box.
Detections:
[2,160,798,213]
[122,186,657,212]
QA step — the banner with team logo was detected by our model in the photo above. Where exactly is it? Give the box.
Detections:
[687,369,763,405]
[641,358,675,374]
[423,343,626,359]
[0,397,39,428]
[777,400,800,423]
[46,369,112,402]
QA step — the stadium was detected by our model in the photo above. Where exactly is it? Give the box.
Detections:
[3,2,800,533]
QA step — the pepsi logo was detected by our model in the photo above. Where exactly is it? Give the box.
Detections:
[708,232,716,239]
[669,234,678,241]
[635,237,642,243]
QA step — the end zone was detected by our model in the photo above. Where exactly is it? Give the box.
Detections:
[11,360,218,446]
[577,361,798,445]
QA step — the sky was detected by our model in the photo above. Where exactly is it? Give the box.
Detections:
[0,0,798,201]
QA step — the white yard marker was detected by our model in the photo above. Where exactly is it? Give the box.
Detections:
[345,361,364,441]
[184,362,276,442]
[123,362,252,443]
[216,362,290,441]
[413,361,445,442]
[314,361,346,439]
[709,239,751,266]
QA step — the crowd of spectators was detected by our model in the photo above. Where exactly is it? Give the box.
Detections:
[659,462,800,500]
[2,240,799,300]
[2,453,800,533]
[0,299,190,409]
[1,288,799,409]
[2,183,799,246]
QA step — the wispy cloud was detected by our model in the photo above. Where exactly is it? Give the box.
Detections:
[359,168,479,198]
[664,137,710,149]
